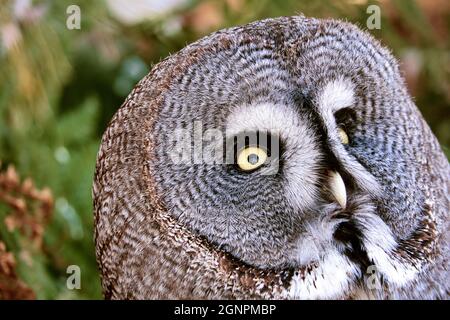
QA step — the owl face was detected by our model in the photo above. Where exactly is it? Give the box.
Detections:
[153,77,360,267]
[96,17,447,299]
[149,19,416,287]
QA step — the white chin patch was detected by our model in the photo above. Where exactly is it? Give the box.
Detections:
[287,215,361,299]
[286,200,422,299]
[288,249,360,299]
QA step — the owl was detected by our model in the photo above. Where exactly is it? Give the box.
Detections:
[93,16,450,299]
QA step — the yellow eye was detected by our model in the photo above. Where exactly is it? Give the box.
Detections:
[338,128,349,145]
[237,146,268,171]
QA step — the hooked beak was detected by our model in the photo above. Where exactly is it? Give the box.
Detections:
[328,171,347,209]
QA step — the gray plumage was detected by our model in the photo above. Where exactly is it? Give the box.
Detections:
[93,16,449,299]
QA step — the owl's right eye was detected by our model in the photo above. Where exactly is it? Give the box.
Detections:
[338,128,349,145]
[236,146,268,172]
[334,107,356,145]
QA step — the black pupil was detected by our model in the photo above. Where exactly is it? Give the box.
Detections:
[247,154,259,165]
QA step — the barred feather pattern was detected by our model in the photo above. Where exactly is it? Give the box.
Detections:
[93,16,449,299]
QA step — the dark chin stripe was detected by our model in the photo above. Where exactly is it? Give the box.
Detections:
[333,217,373,273]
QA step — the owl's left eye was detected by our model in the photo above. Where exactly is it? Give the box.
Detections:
[236,146,268,171]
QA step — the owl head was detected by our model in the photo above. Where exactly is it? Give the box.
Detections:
[94,16,449,299]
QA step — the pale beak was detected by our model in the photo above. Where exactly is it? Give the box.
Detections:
[329,171,347,209]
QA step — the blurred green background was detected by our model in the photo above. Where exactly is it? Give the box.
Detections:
[0,0,448,299]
